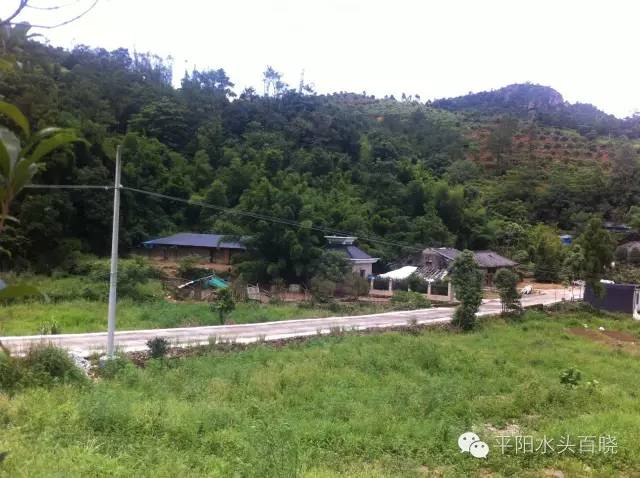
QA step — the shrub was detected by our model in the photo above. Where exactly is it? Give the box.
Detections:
[309,277,336,302]
[342,273,369,299]
[407,273,429,293]
[82,256,158,301]
[146,337,170,359]
[97,354,131,379]
[390,291,431,310]
[494,268,522,315]
[0,352,25,392]
[22,346,87,387]
[560,366,582,388]
[178,255,211,280]
[210,288,235,324]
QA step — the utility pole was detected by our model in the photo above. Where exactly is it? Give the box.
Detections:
[106,145,122,358]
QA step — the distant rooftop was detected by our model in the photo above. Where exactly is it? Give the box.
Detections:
[424,247,516,268]
[324,236,357,245]
[325,236,378,263]
[143,233,246,250]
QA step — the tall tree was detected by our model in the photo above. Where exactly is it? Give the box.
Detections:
[578,217,614,294]
[529,224,563,282]
[494,268,521,315]
[450,250,483,330]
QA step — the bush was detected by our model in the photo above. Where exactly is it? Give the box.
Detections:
[210,288,235,324]
[74,256,160,301]
[407,273,429,293]
[21,346,87,388]
[341,273,369,298]
[178,255,211,280]
[97,354,131,379]
[146,337,170,359]
[0,345,87,392]
[310,277,336,302]
[390,291,431,310]
[0,352,25,392]
[560,366,582,388]
[494,268,522,315]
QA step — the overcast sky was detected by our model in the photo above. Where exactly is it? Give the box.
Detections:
[7,0,639,117]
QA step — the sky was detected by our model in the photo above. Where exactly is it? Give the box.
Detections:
[6,0,640,117]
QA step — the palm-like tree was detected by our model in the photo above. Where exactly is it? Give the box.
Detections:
[0,101,84,234]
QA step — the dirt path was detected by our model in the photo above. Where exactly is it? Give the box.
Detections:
[0,289,577,357]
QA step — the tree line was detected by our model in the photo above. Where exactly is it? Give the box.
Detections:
[0,35,637,286]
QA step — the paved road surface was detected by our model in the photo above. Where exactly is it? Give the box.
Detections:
[1,288,578,356]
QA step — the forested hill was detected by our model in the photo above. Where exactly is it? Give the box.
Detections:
[1,35,640,283]
[433,83,640,138]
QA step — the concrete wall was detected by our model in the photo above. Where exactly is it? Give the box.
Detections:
[351,262,373,277]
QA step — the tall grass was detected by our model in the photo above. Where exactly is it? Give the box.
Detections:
[0,310,639,476]
[0,297,391,336]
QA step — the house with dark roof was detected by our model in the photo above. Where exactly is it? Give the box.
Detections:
[141,233,246,272]
[325,236,379,278]
[409,247,517,287]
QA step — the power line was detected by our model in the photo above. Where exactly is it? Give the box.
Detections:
[24,184,113,190]
[122,186,425,252]
[23,183,426,252]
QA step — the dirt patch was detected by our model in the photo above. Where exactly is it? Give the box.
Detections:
[520,279,566,290]
[567,327,639,352]
[601,330,638,343]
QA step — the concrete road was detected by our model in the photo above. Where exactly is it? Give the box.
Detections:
[0,288,578,357]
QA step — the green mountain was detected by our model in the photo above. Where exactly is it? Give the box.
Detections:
[1,33,638,282]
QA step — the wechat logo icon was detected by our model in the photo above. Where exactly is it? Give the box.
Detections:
[458,431,489,458]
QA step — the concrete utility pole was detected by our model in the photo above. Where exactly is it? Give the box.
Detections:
[106,145,122,358]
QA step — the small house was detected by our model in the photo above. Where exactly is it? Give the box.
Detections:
[324,236,379,278]
[412,247,517,287]
[141,233,246,272]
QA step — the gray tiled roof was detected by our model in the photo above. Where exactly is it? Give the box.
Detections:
[424,247,516,268]
[143,233,246,250]
[473,251,517,268]
[328,244,376,261]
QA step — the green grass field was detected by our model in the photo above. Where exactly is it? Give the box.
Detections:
[0,272,393,336]
[1,309,640,477]
[0,299,393,336]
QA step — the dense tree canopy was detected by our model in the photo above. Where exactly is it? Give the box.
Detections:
[0,38,637,284]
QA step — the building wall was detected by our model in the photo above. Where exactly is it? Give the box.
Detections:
[584,283,636,315]
[421,251,449,270]
[142,246,239,266]
[351,262,373,278]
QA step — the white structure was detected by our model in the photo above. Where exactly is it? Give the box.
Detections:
[379,266,417,280]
